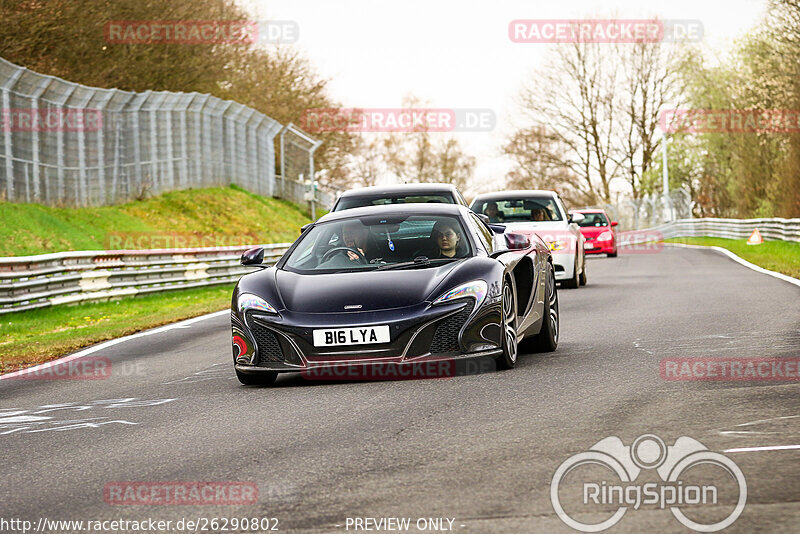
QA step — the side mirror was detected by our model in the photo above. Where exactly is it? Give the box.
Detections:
[569,212,585,223]
[611,221,619,227]
[505,232,531,250]
[241,246,265,266]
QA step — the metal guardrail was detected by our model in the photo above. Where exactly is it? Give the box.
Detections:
[0,243,291,315]
[647,217,800,243]
[2,217,795,316]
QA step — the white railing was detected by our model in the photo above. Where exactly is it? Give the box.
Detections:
[0,243,291,315]
[645,217,800,243]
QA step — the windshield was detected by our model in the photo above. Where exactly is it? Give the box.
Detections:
[334,194,455,211]
[575,212,609,227]
[283,214,472,273]
[471,197,563,222]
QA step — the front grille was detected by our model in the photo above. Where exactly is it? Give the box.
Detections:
[252,324,284,364]
[430,303,473,354]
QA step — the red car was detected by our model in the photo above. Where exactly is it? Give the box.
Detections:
[571,209,618,257]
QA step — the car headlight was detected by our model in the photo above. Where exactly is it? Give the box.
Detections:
[433,280,488,308]
[548,240,567,251]
[237,293,278,314]
[597,231,613,242]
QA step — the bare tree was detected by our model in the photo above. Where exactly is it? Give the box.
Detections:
[519,40,622,203]
[502,126,596,205]
[381,95,475,188]
[614,39,685,198]
[515,23,686,203]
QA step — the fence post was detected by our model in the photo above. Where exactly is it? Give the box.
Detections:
[128,94,145,199]
[55,84,76,204]
[164,97,175,190]
[218,102,232,184]
[29,78,52,203]
[73,91,94,206]
[179,95,191,189]
[95,89,116,205]
[1,66,25,202]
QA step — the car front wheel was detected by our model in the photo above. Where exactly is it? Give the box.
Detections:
[496,280,518,370]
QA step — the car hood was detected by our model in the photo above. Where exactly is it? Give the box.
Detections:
[579,225,612,238]
[275,262,459,313]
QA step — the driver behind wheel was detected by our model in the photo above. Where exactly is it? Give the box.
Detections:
[341,220,370,262]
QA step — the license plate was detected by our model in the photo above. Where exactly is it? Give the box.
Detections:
[313,325,390,347]
[584,242,595,249]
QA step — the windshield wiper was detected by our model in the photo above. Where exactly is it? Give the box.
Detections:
[375,256,455,271]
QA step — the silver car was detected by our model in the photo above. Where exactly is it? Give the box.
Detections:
[470,190,587,288]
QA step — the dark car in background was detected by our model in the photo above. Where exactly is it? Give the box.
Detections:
[231,204,559,386]
[331,183,469,212]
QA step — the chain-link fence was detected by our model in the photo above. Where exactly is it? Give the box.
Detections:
[0,57,284,206]
[275,123,338,213]
[584,189,693,230]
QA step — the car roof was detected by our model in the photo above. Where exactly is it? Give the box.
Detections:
[336,183,459,198]
[471,190,558,203]
[316,202,467,223]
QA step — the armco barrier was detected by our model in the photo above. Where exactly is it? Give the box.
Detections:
[0,243,291,315]
[647,217,800,243]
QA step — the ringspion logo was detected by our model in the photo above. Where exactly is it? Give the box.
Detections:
[551,434,746,532]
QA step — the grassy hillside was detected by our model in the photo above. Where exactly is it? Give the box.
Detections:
[0,184,311,256]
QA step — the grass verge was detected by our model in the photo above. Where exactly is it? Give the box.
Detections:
[0,184,310,256]
[0,284,234,373]
[665,237,800,279]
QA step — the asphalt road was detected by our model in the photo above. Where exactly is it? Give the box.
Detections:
[1,246,799,533]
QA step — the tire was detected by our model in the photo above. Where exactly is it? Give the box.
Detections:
[607,250,618,258]
[236,369,278,386]
[496,279,518,370]
[579,255,587,286]
[524,263,559,353]
[562,255,580,289]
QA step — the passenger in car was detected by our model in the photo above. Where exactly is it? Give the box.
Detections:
[531,208,548,221]
[484,202,504,223]
[431,220,467,258]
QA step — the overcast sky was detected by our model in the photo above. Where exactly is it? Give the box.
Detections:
[242,0,768,195]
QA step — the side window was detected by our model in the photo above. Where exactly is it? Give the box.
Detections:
[468,213,494,253]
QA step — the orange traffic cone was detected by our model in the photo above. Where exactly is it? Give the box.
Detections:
[747,228,763,245]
